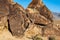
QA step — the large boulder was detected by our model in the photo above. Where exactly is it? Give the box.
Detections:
[0,0,9,17]
[8,3,30,37]
[27,0,53,24]
[26,8,51,26]
[0,0,9,31]
[0,16,8,32]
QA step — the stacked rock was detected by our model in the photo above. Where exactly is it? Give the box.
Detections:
[0,0,55,38]
[0,0,9,31]
[26,0,53,26]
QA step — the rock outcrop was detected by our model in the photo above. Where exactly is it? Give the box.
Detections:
[0,0,60,40]
[26,8,51,26]
[43,25,60,36]
[0,0,9,17]
[8,3,30,37]
[0,0,9,32]
[0,0,30,37]
[27,0,53,25]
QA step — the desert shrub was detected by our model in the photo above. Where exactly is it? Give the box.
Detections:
[49,37,55,40]
[33,37,43,40]
[32,35,43,40]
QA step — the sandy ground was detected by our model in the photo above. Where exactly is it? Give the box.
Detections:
[0,29,33,40]
[0,29,21,40]
[0,29,48,40]
[0,19,60,40]
[54,20,60,24]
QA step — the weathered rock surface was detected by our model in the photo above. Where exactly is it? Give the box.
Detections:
[41,24,60,37]
[25,24,42,38]
[0,0,9,17]
[8,3,29,37]
[26,8,51,25]
[0,0,9,32]
[0,16,8,32]
[0,0,30,37]
[27,0,53,24]
[0,0,60,40]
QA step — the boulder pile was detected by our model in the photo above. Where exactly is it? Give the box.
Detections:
[0,0,60,39]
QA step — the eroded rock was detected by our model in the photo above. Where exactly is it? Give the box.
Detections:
[8,3,29,37]
[0,0,9,31]
[0,0,9,17]
[1,0,60,39]
[26,8,51,26]
[27,0,53,24]
[25,24,42,38]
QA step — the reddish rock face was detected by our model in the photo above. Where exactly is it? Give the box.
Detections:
[28,0,43,8]
[1,0,60,39]
[0,0,9,32]
[0,0,30,37]
[26,8,51,26]
[0,0,9,17]
[8,3,29,37]
[27,0,53,24]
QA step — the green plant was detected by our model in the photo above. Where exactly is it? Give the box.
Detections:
[32,35,43,40]
[33,37,43,40]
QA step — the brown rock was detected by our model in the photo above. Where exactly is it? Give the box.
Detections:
[0,0,9,31]
[28,0,53,23]
[8,3,29,37]
[25,24,42,38]
[0,0,9,17]
[41,25,60,37]
[26,8,51,26]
